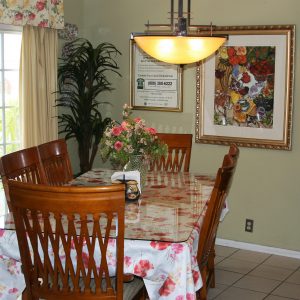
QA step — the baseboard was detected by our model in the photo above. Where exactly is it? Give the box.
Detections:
[216,238,300,259]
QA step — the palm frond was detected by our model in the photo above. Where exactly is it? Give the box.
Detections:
[55,38,121,172]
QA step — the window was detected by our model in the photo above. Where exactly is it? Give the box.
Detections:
[0,26,22,214]
[0,28,22,155]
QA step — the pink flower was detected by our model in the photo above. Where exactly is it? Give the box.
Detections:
[0,229,4,237]
[81,252,89,268]
[8,288,18,294]
[134,117,142,123]
[121,121,129,130]
[124,256,132,267]
[192,270,200,284]
[29,13,36,20]
[133,259,154,277]
[171,243,184,254]
[108,238,115,246]
[158,276,176,296]
[38,21,48,27]
[150,241,171,250]
[36,1,46,11]
[114,141,123,151]
[145,127,157,135]
[176,296,184,300]
[111,126,123,136]
[15,12,23,21]
[187,293,196,300]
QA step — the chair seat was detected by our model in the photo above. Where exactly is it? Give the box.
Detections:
[123,276,145,300]
[66,275,145,299]
[93,276,145,300]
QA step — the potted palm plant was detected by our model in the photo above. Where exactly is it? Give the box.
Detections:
[56,38,121,174]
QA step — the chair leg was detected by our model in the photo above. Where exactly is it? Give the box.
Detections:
[22,288,29,300]
[208,247,216,288]
[22,288,38,300]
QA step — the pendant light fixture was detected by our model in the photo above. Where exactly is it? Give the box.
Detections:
[131,0,227,64]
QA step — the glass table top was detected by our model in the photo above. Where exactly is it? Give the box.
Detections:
[0,169,215,243]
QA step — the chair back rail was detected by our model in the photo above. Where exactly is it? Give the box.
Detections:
[8,180,126,299]
[228,144,239,162]
[0,147,47,211]
[38,139,73,186]
[150,133,192,172]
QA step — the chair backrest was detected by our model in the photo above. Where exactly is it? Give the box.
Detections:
[228,144,239,162]
[8,180,126,299]
[150,133,192,172]
[38,139,73,185]
[0,147,47,211]
[197,151,238,267]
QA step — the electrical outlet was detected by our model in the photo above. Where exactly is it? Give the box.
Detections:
[245,219,254,232]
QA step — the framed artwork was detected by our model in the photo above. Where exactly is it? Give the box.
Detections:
[130,40,183,112]
[195,25,295,150]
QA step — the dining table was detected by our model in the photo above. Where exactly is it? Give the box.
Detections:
[0,168,215,300]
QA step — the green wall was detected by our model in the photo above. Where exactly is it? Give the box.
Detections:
[63,0,300,251]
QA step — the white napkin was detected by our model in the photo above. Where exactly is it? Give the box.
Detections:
[111,170,141,192]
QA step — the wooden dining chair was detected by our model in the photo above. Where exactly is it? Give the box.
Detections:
[8,180,145,300]
[197,152,238,300]
[38,138,73,185]
[0,147,47,211]
[202,144,240,291]
[149,133,192,172]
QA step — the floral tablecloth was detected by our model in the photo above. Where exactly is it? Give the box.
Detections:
[0,169,215,300]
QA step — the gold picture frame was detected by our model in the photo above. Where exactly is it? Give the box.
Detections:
[130,40,183,112]
[195,25,295,150]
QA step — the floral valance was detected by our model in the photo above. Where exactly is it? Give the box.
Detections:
[0,0,64,29]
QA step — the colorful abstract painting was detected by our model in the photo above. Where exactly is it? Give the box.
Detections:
[214,46,275,128]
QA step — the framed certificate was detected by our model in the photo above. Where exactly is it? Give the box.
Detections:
[130,40,183,112]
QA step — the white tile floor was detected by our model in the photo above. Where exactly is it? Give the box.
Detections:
[208,245,300,300]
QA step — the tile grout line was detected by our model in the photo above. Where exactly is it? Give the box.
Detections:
[264,265,300,300]
[212,248,261,299]
[212,247,300,300]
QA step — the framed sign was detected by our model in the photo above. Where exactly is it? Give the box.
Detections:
[130,40,183,112]
[195,25,295,150]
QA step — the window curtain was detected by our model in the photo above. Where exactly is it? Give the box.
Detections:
[19,25,58,147]
[0,0,64,147]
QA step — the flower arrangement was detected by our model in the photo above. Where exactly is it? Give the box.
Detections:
[100,104,168,168]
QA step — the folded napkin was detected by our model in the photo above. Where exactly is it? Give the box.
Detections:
[111,170,141,193]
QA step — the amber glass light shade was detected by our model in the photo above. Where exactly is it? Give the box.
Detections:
[134,35,226,64]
